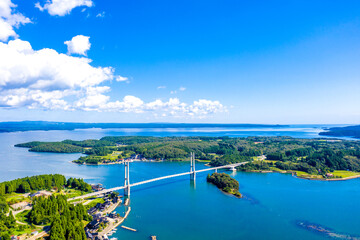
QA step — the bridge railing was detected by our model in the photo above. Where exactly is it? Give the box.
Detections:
[68,161,248,201]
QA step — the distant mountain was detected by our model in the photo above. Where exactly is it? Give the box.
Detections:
[0,121,289,133]
[319,125,360,139]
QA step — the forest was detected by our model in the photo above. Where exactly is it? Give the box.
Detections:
[207,173,242,197]
[15,136,360,177]
[0,174,92,195]
[29,195,90,239]
[0,174,92,239]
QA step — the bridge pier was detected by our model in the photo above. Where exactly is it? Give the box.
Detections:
[230,166,236,172]
[124,161,130,197]
[190,152,196,181]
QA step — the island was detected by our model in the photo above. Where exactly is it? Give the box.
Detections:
[15,136,360,180]
[207,173,242,197]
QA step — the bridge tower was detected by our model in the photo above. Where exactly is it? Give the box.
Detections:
[124,161,130,197]
[190,152,196,181]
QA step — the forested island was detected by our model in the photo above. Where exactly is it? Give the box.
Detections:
[0,174,93,239]
[207,173,242,197]
[16,136,360,180]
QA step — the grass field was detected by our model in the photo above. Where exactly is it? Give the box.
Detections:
[293,171,324,179]
[332,170,360,178]
[85,197,105,209]
[5,193,30,205]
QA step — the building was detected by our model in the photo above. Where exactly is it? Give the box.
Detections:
[88,207,97,215]
[91,184,104,192]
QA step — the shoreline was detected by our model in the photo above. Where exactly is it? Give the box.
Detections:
[243,169,360,181]
[70,159,360,182]
[99,206,131,237]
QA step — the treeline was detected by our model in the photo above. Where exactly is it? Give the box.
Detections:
[28,195,90,239]
[62,139,116,148]
[0,174,66,195]
[207,173,241,197]
[0,174,92,195]
[66,178,92,192]
[15,141,83,153]
[29,143,83,153]
[266,148,360,174]
[0,195,15,240]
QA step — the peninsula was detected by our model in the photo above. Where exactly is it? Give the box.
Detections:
[16,136,360,180]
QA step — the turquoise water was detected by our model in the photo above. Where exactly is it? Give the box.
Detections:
[0,125,359,239]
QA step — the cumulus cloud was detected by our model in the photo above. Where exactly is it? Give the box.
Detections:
[35,0,93,16]
[0,0,31,41]
[64,35,91,56]
[0,39,115,109]
[179,86,186,91]
[74,94,226,117]
[0,40,225,118]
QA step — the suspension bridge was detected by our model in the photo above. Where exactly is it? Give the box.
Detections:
[69,153,247,200]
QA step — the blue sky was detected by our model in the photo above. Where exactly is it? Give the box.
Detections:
[0,0,359,123]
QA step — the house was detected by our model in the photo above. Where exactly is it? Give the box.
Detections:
[88,219,100,230]
[87,218,109,230]
[107,212,118,218]
[85,230,94,240]
[88,207,97,215]
[91,184,104,192]
[326,173,334,178]
[92,213,102,220]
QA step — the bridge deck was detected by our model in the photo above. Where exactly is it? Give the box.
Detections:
[69,162,248,200]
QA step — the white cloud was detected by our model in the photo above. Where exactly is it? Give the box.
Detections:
[170,86,186,94]
[64,35,91,56]
[0,39,225,118]
[74,94,226,117]
[0,0,30,41]
[157,86,166,89]
[116,76,128,82]
[35,0,93,16]
[0,39,115,109]
[96,11,105,18]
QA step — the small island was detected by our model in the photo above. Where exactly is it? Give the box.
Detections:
[207,173,242,198]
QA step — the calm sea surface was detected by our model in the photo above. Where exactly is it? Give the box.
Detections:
[0,125,359,240]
